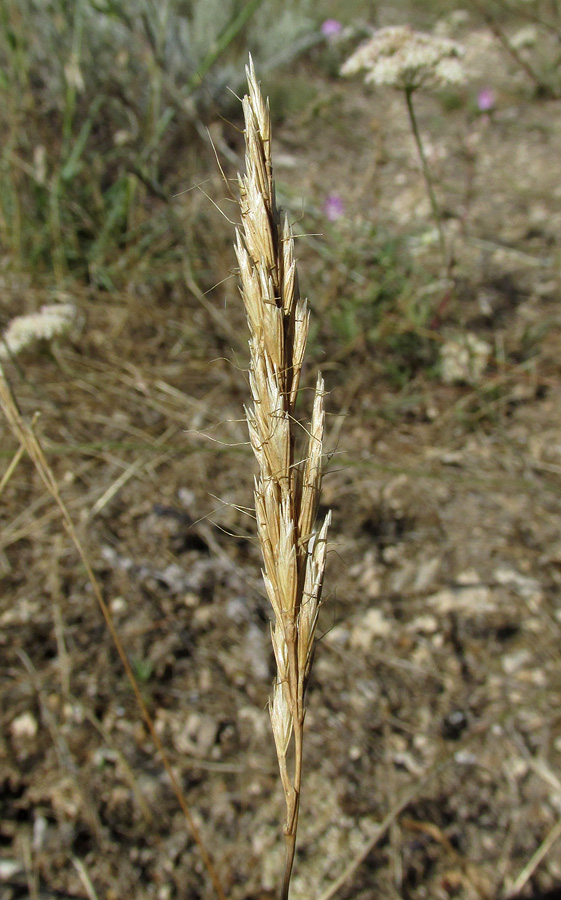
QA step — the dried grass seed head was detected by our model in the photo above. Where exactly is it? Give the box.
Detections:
[235,57,331,891]
[236,58,331,658]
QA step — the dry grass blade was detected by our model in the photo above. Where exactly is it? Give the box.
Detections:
[507,816,561,897]
[235,56,331,899]
[0,368,227,900]
[0,441,25,497]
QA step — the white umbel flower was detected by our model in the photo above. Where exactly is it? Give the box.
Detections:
[440,332,491,384]
[341,25,466,91]
[510,25,538,50]
[0,304,76,360]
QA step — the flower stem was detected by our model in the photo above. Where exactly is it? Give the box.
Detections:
[404,86,449,274]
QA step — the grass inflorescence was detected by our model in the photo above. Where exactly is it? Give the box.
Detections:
[235,56,331,899]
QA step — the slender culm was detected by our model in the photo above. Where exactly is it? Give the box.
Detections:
[235,56,331,899]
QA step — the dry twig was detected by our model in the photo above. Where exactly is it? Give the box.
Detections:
[0,369,227,900]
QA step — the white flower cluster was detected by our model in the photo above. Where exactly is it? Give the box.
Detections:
[510,25,538,50]
[341,25,466,91]
[0,303,76,360]
[440,332,491,385]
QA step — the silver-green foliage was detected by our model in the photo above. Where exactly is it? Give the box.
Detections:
[2,0,317,109]
[0,0,318,279]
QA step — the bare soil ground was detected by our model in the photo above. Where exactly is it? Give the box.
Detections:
[2,14,561,900]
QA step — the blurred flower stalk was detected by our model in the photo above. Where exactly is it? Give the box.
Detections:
[342,25,466,275]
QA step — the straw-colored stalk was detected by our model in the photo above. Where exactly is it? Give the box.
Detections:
[235,57,331,899]
[0,370,227,900]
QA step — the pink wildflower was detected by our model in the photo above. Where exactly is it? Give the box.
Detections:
[321,19,343,39]
[477,87,495,111]
[324,193,345,222]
